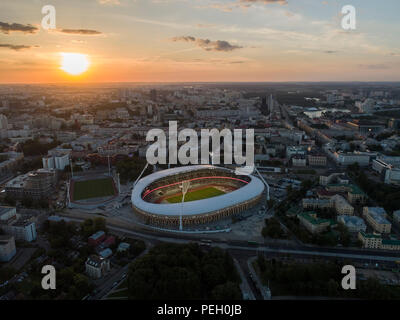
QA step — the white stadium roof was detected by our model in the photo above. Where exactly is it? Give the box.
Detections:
[131,165,265,216]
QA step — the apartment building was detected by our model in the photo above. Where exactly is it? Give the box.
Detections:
[358,231,382,249]
[0,235,16,262]
[297,212,335,234]
[358,231,400,250]
[308,154,327,167]
[362,207,391,234]
[337,215,367,233]
[5,169,57,200]
[0,206,37,242]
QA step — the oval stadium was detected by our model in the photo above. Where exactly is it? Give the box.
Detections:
[131,165,265,227]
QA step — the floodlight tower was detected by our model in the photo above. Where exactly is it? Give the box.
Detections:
[70,156,74,178]
[107,155,111,176]
[180,180,190,231]
[66,181,71,208]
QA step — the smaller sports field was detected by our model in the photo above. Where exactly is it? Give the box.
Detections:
[72,177,116,201]
[166,186,225,203]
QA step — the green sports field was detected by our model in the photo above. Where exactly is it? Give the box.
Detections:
[72,177,116,201]
[166,187,225,203]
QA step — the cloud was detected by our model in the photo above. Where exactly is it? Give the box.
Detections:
[57,29,102,35]
[171,36,243,52]
[0,44,38,51]
[239,0,287,5]
[0,22,38,34]
[358,64,389,70]
[98,0,120,5]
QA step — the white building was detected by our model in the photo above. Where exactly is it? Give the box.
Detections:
[334,151,372,166]
[384,167,400,185]
[0,206,37,242]
[362,207,391,234]
[0,235,16,262]
[42,152,70,170]
[85,255,110,279]
[0,114,8,130]
[372,159,392,174]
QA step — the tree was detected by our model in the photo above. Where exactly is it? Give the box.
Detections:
[211,282,242,300]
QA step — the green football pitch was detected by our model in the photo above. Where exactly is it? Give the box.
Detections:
[166,187,225,203]
[72,177,116,201]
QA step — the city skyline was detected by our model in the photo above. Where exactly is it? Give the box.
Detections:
[0,0,400,83]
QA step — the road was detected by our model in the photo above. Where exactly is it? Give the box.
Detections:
[89,264,130,300]
[89,244,151,300]
[61,214,400,264]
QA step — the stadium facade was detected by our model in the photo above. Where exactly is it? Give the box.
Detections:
[131,165,265,227]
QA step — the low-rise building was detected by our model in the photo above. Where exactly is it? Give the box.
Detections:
[0,206,37,242]
[302,198,331,210]
[394,210,400,225]
[337,215,367,233]
[381,239,400,250]
[308,154,327,167]
[358,231,400,250]
[319,172,350,186]
[117,242,130,252]
[85,255,110,279]
[362,207,391,234]
[326,184,367,204]
[0,235,16,262]
[292,156,307,167]
[302,194,354,215]
[297,211,335,234]
[5,169,57,200]
[358,231,382,249]
[330,194,354,215]
[88,230,106,246]
[99,248,112,259]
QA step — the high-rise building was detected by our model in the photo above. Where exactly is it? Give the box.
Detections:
[0,114,8,130]
[268,94,274,113]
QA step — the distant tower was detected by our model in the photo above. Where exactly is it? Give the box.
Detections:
[261,96,267,114]
[268,94,274,114]
[115,172,121,194]
[66,181,71,208]
[180,180,190,231]
[0,114,8,130]
[107,155,111,176]
[147,104,153,116]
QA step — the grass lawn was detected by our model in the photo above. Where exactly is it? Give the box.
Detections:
[73,177,115,201]
[166,187,225,203]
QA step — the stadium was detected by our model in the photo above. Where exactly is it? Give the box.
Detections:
[68,172,120,209]
[131,165,265,227]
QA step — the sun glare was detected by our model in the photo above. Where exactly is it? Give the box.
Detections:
[60,53,90,76]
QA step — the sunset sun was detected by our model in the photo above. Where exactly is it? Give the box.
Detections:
[60,53,90,75]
